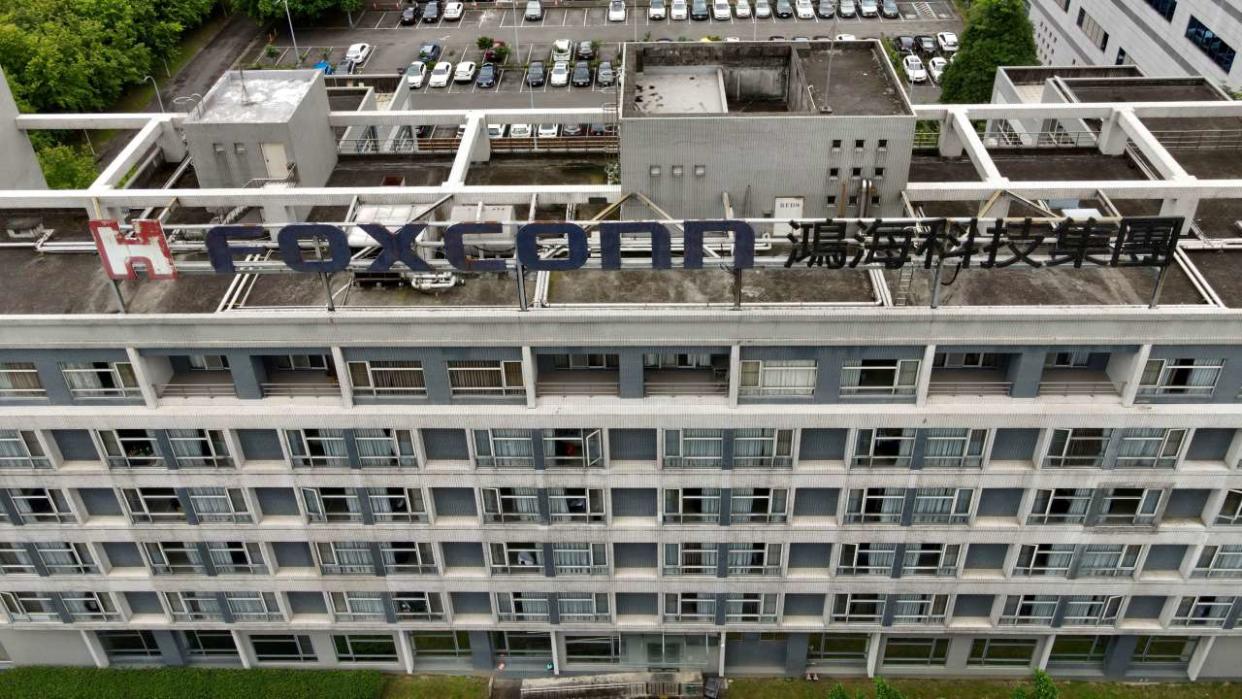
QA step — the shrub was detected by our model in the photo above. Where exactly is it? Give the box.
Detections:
[0,667,385,699]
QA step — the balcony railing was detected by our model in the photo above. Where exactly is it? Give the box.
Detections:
[1038,369,1118,397]
[554,565,609,576]
[260,382,340,398]
[927,381,1013,397]
[644,369,728,396]
[537,370,620,397]
[157,383,237,399]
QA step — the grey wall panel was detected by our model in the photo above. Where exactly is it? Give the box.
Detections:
[103,542,145,568]
[1188,429,1234,461]
[616,593,657,616]
[976,489,1024,517]
[609,429,657,461]
[451,592,491,615]
[1124,596,1167,620]
[1165,490,1209,519]
[423,429,469,460]
[0,629,95,666]
[287,591,327,614]
[783,594,825,617]
[964,544,1008,571]
[1143,545,1186,571]
[953,594,995,618]
[273,542,314,568]
[793,488,837,517]
[52,430,98,461]
[613,543,657,569]
[612,489,657,517]
[798,429,847,461]
[433,488,477,517]
[79,488,122,516]
[237,429,284,460]
[255,488,300,517]
[991,429,1039,461]
[125,591,164,615]
[442,542,485,568]
[788,543,831,570]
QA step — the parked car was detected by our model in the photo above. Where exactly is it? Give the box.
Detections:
[487,123,505,138]
[576,41,595,61]
[837,0,855,17]
[713,0,731,19]
[428,61,453,87]
[691,0,709,20]
[858,0,877,17]
[345,43,372,65]
[335,58,355,75]
[422,1,440,21]
[418,43,443,63]
[794,0,814,19]
[917,35,937,53]
[735,0,751,17]
[405,61,427,88]
[509,123,533,138]
[928,56,947,83]
[454,61,477,83]
[649,0,667,19]
[816,0,834,18]
[550,60,570,86]
[588,123,616,136]
[880,0,898,18]
[571,60,592,87]
[775,0,793,17]
[754,0,771,17]
[835,33,855,40]
[597,61,616,86]
[903,54,927,83]
[526,60,546,86]
[552,39,574,62]
[671,0,689,19]
[562,123,585,137]
[608,0,627,21]
[401,5,420,24]
[444,1,464,20]
[936,31,959,54]
[893,35,916,53]
[476,62,498,87]
[524,0,543,19]
[538,124,560,138]
[483,41,508,62]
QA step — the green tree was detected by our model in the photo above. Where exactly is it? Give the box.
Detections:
[1031,670,1058,699]
[476,36,495,50]
[828,683,852,699]
[36,143,97,189]
[938,0,1037,104]
[873,678,905,699]
[229,0,362,21]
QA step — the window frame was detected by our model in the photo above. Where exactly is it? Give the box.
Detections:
[738,359,817,397]
[59,361,139,400]
[852,428,916,469]
[251,634,317,663]
[839,359,920,396]
[333,634,399,663]
[0,430,49,469]
[446,360,525,396]
[1138,357,1223,397]
[347,360,427,398]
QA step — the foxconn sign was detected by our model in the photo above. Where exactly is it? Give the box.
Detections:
[89,215,1184,279]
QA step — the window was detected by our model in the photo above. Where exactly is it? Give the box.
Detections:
[97,429,163,469]
[316,541,374,575]
[186,488,251,523]
[0,592,58,621]
[145,541,205,575]
[842,487,904,525]
[739,360,817,396]
[330,591,386,621]
[1216,490,1242,525]
[1115,429,1186,469]
[447,360,524,396]
[882,638,949,666]
[1132,636,1197,665]
[367,487,427,523]
[273,355,329,371]
[347,360,426,397]
[490,631,551,657]
[553,543,608,576]
[1097,488,1162,526]
[59,361,139,399]
[166,429,233,468]
[1192,545,1242,578]
[1076,8,1109,51]
[181,630,237,658]
[1077,544,1141,577]
[852,428,915,468]
[727,543,782,576]
[98,631,160,660]
[9,488,73,523]
[901,544,959,577]
[34,542,96,575]
[164,591,223,621]
[473,429,535,468]
[482,487,541,523]
[807,634,869,663]
[922,429,987,468]
[1173,596,1234,627]
[565,635,622,664]
[548,488,605,523]
[0,544,35,575]
[302,487,362,523]
[731,488,788,523]
[1061,595,1122,626]
[0,362,44,398]
[0,431,49,469]
[840,359,919,396]
[495,592,551,622]
[1027,488,1091,525]
[664,543,718,576]
[968,638,1037,666]
[1143,0,1176,21]
[550,353,619,370]
[334,635,398,663]
[544,429,603,468]
[379,541,435,575]
[1044,429,1111,468]
[733,429,794,468]
[559,593,610,622]
[1000,595,1057,625]
[354,429,418,468]
[838,544,897,576]
[832,594,885,624]
[489,542,543,574]
[890,595,948,625]
[1013,544,1075,577]
[206,541,265,575]
[61,591,120,621]
[664,593,716,622]
[411,631,471,657]
[664,429,725,468]
[911,488,973,524]
[725,593,777,622]
[1187,16,1236,72]
[1138,357,1223,397]
[121,488,185,523]
[392,592,444,621]
[1048,635,1110,666]
[252,635,316,663]
[1045,351,1091,367]
[188,354,230,371]
[664,488,722,524]
[286,429,349,468]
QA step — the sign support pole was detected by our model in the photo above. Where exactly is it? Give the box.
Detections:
[110,279,128,314]
[1149,264,1169,309]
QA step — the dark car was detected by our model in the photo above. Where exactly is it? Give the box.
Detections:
[562,123,585,136]
[335,58,356,75]
[418,42,443,63]
[893,35,916,53]
[401,5,420,24]
[588,123,616,136]
[596,60,616,86]
[526,60,546,86]
[816,0,834,17]
[916,35,936,53]
[571,60,592,87]
[576,41,595,61]
[422,1,440,22]
[691,0,709,19]
[476,63,498,87]
[880,0,898,18]
[775,0,793,17]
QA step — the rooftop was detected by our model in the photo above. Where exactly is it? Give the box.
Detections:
[189,70,319,124]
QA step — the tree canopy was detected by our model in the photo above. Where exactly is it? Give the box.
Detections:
[229,0,362,22]
[938,0,1038,104]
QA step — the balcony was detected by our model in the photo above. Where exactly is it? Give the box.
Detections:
[156,371,237,399]
[536,370,621,397]
[927,368,1012,397]
[1038,368,1119,397]
[645,368,728,396]
[261,371,340,398]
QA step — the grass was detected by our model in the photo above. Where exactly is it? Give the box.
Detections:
[726,678,1242,699]
[380,674,490,699]
[0,667,384,699]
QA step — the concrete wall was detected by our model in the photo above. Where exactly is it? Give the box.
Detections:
[0,67,46,190]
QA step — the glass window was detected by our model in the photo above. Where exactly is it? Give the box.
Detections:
[901,544,959,576]
[852,428,915,468]
[166,429,232,468]
[164,591,224,621]
[731,488,788,523]
[889,595,948,625]
[558,593,610,622]
[1143,0,1177,21]
[724,593,777,623]
[61,591,119,621]
[302,487,362,523]
[447,360,524,396]
[122,488,184,523]
[565,635,621,665]
[97,430,163,469]
[1132,635,1197,664]
[0,544,36,575]
[0,592,58,621]
[59,362,139,399]
[9,488,73,523]
[316,541,375,575]
[286,429,349,468]
[1048,635,1110,666]
[1027,488,1092,525]
[0,430,49,469]
[543,429,603,469]
[739,360,817,396]
[548,488,605,523]
[733,429,793,468]
[882,638,949,666]
[1216,490,1242,525]
[411,631,471,657]
[495,592,552,622]
[664,429,725,469]
[0,362,44,398]
[98,631,160,659]
[1172,596,1234,627]
[1098,488,1162,526]
[664,593,716,622]
[840,359,919,396]
[489,542,543,574]
[392,592,444,621]
[664,543,719,576]
[34,542,96,575]
[472,429,535,468]
[967,638,1038,666]
[333,634,399,663]
[490,631,551,657]
[354,429,418,468]
[663,488,722,524]
[1000,595,1057,625]
[272,355,330,371]
[806,634,869,663]
[911,488,972,524]
[187,488,251,523]
[832,594,885,624]
[482,487,540,523]
[347,360,426,397]
[1192,545,1242,578]
[181,630,237,658]
[1061,595,1122,626]
[367,487,427,523]
[379,541,435,575]
[330,592,386,621]
[727,543,782,576]
[1077,544,1141,577]
[1115,428,1185,469]
[922,429,987,468]
[251,634,316,663]
[1186,17,1236,72]
[207,542,266,575]
[553,543,607,576]
[145,541,205,575]
[1013,544,1074,577]
[838,544,897,576]
[1044,429,1111,468]
[1138,357,1223,397]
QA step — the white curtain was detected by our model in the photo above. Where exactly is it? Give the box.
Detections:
[334,542,374,570]
[759,360,816,391]
[0,364,40,393]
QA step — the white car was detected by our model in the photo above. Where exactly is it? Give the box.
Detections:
[509,123,533,138]
[928,56,948,84]
[443,1,464,19]
[345,43,372,65]
[671,0,688,19]
[734,0,751,17]
[937,31,959,54]
[725,36,741,41]
[487,123,505,138]
[858,0,877,17]
[794,0,814,19]
[550,60,570,86]
[903,54,927,83]
[428,61,453,87]
[648,0,667,19]
[754,0,771,17]
[538,123,560,138]
[713,0,731,19]
[551,39,574,62]
[836,33,856,41]
[608,0,627,21]
[453,61,477,83]
[405,61,427,88]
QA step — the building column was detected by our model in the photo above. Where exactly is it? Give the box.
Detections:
[718,631,727,677]
[1188,635,1215,681]
[866,632,882,678]
[1119,345,1151,407]
[728,346,740,408]
[1006,350,1046,398]
[81,630,109,668]
[1036,634,1055,671]
[522,347,536,408]
[915,345,935,406]
[331,347,353,407]
[232,630,253,668]
[549,630,562,675]
[126,347,159,408]
[398,630,415,674]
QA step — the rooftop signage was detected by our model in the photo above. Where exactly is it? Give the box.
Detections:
[89,216,1183,280]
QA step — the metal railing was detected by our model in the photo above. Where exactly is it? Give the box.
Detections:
[645,382,728,396]
[1038,381,1118,397]
[1152,129,1242,151]
[260,382,340,397]
[927,381,1013,396]
[537,381,620,396]
[982,130,1099,149]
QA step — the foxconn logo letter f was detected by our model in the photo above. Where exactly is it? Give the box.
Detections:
[90,219,177,280]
